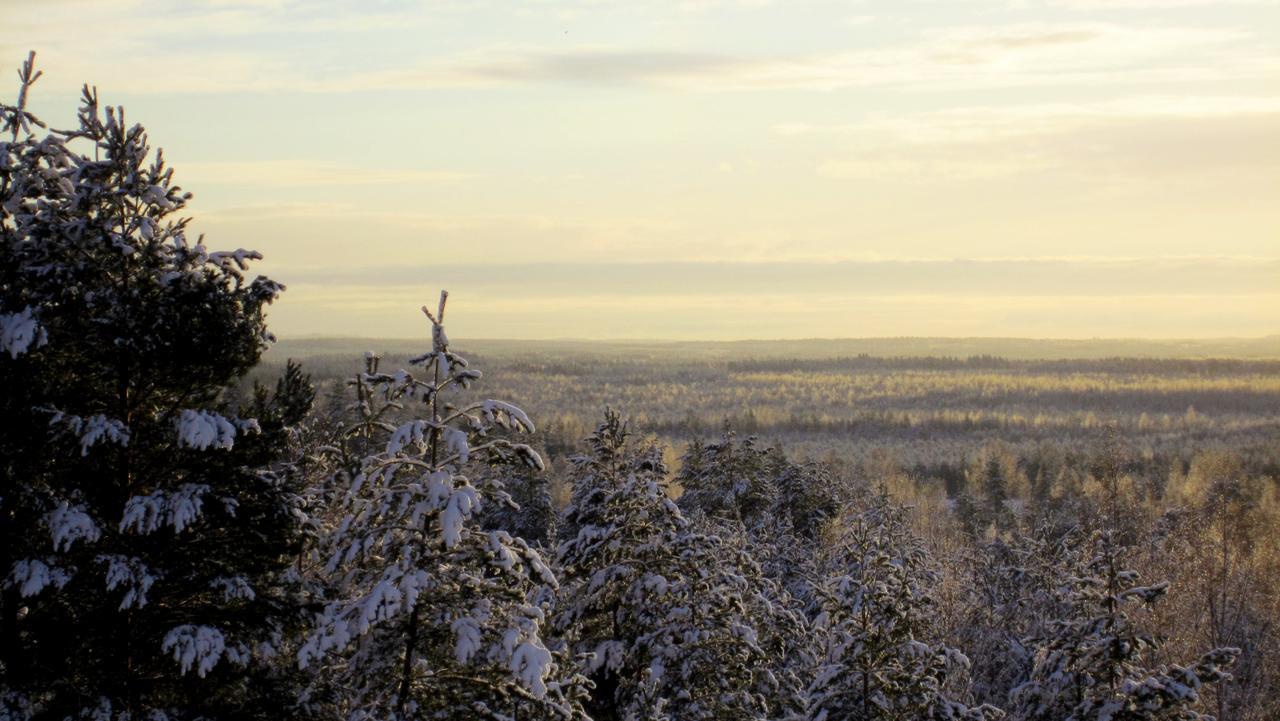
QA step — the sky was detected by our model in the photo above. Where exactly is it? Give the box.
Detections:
[6,0,1279,340]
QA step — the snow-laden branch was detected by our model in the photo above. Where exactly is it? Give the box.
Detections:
[0,306,47,358]
[175,409,259,450]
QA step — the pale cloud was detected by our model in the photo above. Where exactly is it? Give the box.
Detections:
[711,25,1270,91]
[779,96,1280,140]
[1046,0,1278,8]
[9,6,1275,95]
[367,24,1273,93]
[201,203,684,237]
[196,203,704,269]
[180,160,475,188]
[397,49,739,88]
[792,97,1280,180]
[7,0,435,42]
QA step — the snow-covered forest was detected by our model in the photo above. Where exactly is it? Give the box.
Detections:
[4,54,1279,721]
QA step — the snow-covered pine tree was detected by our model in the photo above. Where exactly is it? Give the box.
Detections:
[707,518,816,721]
[555,411,773,721]
[956,528,1077,710]
[774,459,841,543]
[1,54,312,719]
[954,491,985,539]
[807,489,1001,721]
[477,463,557,549]
[298,292,589,721]
[1009,530,1238,721]
[676,427,779,526]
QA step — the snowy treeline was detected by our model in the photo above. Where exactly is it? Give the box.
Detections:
[3,54,1272,721]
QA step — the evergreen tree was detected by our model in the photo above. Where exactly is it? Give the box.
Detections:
[298,293,589,720]
[954,491,985,539]
[1,54,311,719]
[774,459,841,543]
[710,519,816,721]
[556,412,772,721]
[676,427,779,526]
[477,463,557,549]
[807,490,1000,721]
[981,456,1014,532]
[1010,531,1238,721]
[957,528,1077,710]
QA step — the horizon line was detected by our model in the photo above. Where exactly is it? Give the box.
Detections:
[269,333,1280,344]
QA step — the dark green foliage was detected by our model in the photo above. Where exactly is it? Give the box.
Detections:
[1,56,311,720]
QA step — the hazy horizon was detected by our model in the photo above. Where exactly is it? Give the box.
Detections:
[265,334,1280,364]
[272,331,1280,342]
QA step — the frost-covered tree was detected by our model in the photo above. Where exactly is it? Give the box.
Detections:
[298,292,589,721]
[773,459,841,543]
[676,426,839,626]
[676,428,780,526]
[807,491,1000,721]
[1009,531,1238,721]
[556,412,773,721]
[1,54,311,719]
[957,529,1077,710]
[708,518,816,721]
[477,463,557,549]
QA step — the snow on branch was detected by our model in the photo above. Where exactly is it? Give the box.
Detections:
[175,409,257,450]
[162,624,228,678]
[119,483,210,534]
[46,501,100,552]
[49,411,130,456]
[6,558,71,598]
[385,419,429,456]
[1,306,47,358]
[207,248,261,271]
[443,427,470,464]
[506,629,555,699]
[210,575,256,602]
[481,399,536,434]
[99,554,156,610]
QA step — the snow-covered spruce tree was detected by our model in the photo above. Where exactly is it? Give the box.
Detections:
[0,54,312,719]
[678,428,839,613]
[807,490,1001,721]
[773,459,841,544]
[298,292,589,721]
[1009,530,1238,721]
[706,518,816,721]
[555,411,772,721]
[956,528,1077,710]
[676,428,780,526]
[477,463,557,549]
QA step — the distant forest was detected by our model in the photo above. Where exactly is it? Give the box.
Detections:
[269,334,1280,363]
